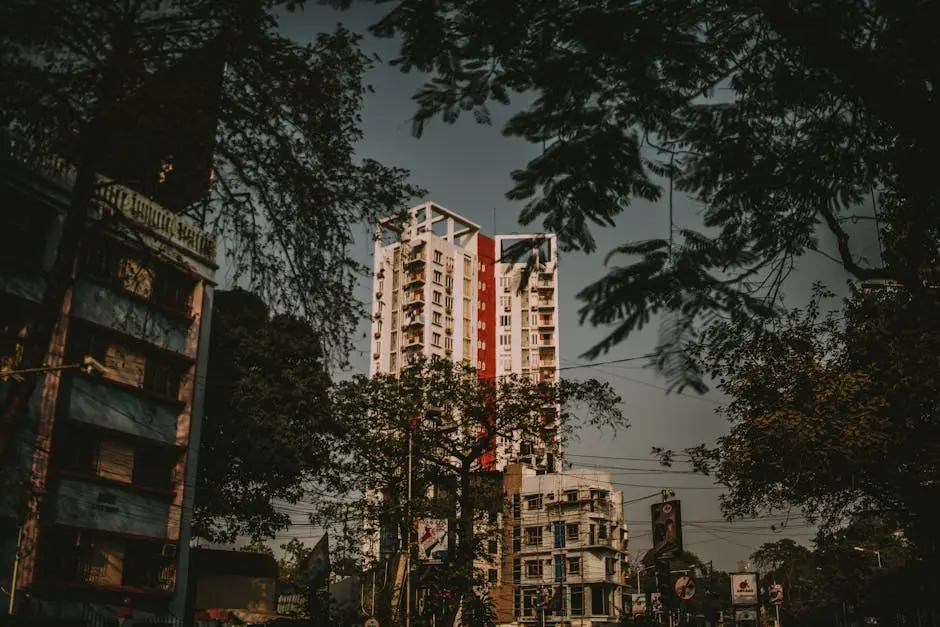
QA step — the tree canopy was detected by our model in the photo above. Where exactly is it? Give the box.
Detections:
[331,0,940,390]
[313,357,626,626]
[676,285,940,553]
[750,515,915,626]
[194,289,343,543]
[0,0,421,464]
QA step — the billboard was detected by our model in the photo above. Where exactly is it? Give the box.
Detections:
[631,594,648,615]
[417,519,448,562]
[731,573,759,606]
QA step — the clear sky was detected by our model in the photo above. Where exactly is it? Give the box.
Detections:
[263,2,883,572]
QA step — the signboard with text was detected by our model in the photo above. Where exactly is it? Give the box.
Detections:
[731,572,759,606]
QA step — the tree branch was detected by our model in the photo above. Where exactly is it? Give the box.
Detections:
[816,201,893,282]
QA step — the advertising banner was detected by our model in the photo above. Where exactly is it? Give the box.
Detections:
[417,519,448,562]
[632,594,648,615]
[731,572,759,606]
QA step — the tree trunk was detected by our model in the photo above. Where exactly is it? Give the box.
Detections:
[0,137,101,466]
[443,466,476,627]
[0,27,129,477]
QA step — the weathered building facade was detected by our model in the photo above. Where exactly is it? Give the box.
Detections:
[1,139,216,624]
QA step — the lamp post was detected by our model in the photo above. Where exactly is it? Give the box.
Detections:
[853,546,883,569]
[0,356,112,381]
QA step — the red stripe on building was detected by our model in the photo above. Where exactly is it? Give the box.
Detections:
[476,235,497,470]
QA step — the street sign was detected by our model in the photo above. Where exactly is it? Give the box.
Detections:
[736,609,758,622]
[769,583,783,605]
[674,575,696,601]
[365,618,380,627]
[731,572,759,606]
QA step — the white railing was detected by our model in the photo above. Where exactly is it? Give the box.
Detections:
[4,133,217,262]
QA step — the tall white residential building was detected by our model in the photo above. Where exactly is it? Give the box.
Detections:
[494,467,629,627]
[369,201,560,472]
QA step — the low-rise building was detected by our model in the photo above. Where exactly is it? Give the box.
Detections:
[495,466,629,626]
[0,137,217,624]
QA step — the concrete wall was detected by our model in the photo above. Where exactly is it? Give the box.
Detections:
[47,476,174,540]
[61,373,180,444]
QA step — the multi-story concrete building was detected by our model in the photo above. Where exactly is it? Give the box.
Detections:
[496,467,629,626]
[369,201,560,472]
[0,137,216,624]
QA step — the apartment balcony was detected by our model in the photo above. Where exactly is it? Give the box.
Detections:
[35,526,177,596]
[403,335,425,351]
[402,315,425,330]
[2,133,216,263]
[404,292,426,309]
[536,299,554,310]
[45,475,176,540]
[405,272,426,289]
[405,247,427,268]
[537,316,555,330]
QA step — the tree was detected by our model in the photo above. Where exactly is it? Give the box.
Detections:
[0,0,421,467]
[680,285,940,545]
[749,516,914,626]
[665,284,940,618]
[316,357,626,627]
[194,289,346,543]
[331,0,940,390]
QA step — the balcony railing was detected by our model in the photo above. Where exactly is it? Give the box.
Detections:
[2,134,217,262]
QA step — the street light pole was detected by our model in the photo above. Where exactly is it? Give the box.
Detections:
[853,546,883,569]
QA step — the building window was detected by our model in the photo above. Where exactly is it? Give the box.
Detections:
[512,526,521,552]
[445,275,454,290]
[500,334,512,346]
[513,558,521,584]
[488,539,499,554]
[500,276,512,291]
[565,490,579,502]
[499,314,511,327]
[445,295,454,309]
[433,269,443,284]
[433,291,442,305]
[522,588,537,617]
[568,557,582,575]
[502,358,512,371]
[0,203,51,268]
[605,557,616,576]
[433,250,443,264]
[499,296,511,309]
[81,236,195,314]
[591,584,609,615]
[570,586,584,616]
[444,337,453,350]
[432,311,442,326]
[464,256,473,275]
[72,326,185,401]
[389,353,397,370]
[432,333,441,347]
[525,494,542,510]
[599,524,608,540]
[488,568,498,584]
[524,527,543,546]
[566,524,579,542]
[525,560,543,578]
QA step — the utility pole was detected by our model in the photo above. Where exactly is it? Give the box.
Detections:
[405,428,413,627]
